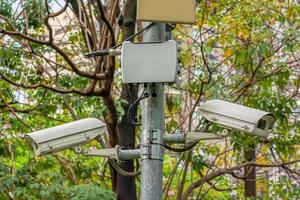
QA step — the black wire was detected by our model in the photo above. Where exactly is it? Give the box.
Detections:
[85,23,155,57]
[164,123,211,153]
[95,136,141,177]
[127,86,149,126]
[164,141,199,153]
[112,23,155,49]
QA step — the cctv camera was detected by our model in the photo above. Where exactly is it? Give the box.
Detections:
[200,100,275,137]
[25,118,106,156]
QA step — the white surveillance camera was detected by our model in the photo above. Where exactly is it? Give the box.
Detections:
[25,118,106,156]
[200,100,275,137]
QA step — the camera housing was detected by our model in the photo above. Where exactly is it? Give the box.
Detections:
[200,100,275,137]
[25,118,106,156]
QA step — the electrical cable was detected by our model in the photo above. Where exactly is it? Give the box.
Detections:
[108,158,141,177]
[85,23,155,57]
[164,124,211,153]
[127,85,149,126]
[112,22,155,49]
[96,136,140,177]
[164,141,199,153]
[93,87,149,176]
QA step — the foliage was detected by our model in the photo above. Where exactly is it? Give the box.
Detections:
[0,0,300,199]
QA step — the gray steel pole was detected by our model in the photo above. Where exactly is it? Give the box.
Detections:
[140,22,165,200]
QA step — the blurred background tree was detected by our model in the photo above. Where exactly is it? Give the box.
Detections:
[0,0,300,199]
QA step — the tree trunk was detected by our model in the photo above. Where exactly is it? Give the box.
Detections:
[244,144,256,198]
[116,1,138,199]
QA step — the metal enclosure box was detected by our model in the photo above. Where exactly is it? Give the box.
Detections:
[137,0,196,24]
[121,40,178,83]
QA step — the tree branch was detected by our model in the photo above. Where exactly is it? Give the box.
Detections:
[182,158,300,200]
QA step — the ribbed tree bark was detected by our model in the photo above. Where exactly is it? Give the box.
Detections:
[116,0,138,199]
[244,144,256,198]
[70,1,138,198]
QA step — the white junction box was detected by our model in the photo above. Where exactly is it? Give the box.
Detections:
[121,40,179,83]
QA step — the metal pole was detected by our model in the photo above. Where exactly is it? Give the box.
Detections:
[140,22,165,200]
[163,134,186,144]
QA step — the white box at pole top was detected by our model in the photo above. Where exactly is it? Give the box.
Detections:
[137,0,196,24]
[121,40,179,83]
